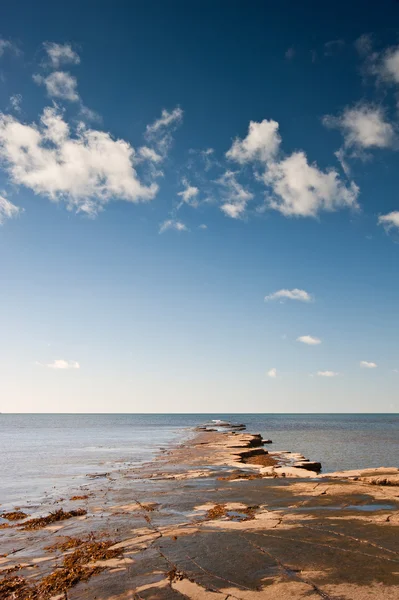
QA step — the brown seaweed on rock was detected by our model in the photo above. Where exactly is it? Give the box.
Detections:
[0,538,122,599]
[21,508,87,530]
[1,511,28,521]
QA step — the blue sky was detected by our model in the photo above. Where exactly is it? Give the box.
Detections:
[1,1,399,412]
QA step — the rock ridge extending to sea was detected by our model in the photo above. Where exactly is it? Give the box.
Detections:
[0,420,398,599]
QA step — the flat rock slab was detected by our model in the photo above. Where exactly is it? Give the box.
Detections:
[0,428,398,599]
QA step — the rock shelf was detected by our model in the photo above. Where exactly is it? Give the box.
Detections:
[0,422,398,599]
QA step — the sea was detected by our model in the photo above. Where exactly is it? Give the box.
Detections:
[1,413,398,509]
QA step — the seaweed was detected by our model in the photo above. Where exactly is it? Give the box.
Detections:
[167,567,186,582]
[62,539,121,569]
[69,495,89,501]
[0,565,23,576]
[21,508,87,530]
[1,511,28,521]
[0,538,122,599]
[45,537,87,553]
[0,575,31,599]
[205,503,258,521]
[206,504,227,519]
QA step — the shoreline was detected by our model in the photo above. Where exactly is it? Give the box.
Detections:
[1,421,398,599]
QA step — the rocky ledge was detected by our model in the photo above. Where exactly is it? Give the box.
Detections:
[0,422,398,600]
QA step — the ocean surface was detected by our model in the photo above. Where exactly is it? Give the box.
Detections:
[1,413,397,509]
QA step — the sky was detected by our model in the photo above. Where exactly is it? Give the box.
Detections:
[1,0,399,413]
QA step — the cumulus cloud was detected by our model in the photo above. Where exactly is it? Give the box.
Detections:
[0,106,158,216]
[177,178,199,207]
[264,151,359,217]
[317,371,339,377]
[38,359,80,370]
[33,71,79,102]
[217,170,253,219]
[198,224,207,229]
[43,42,80,68]
[267,368,277,378]
[378,211,399,231]
[265,288,313,302]
[0,195,21,224]
[159,219,188,233]
[323,104,396,151]
[226,119,281,164]
[297,335,321,345]
[224,115,359,219]
[360,361,377,368]
[356,39,399,90]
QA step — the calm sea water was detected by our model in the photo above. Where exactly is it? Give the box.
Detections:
[1,414,397,508]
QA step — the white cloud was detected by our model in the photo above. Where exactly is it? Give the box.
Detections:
[43,42,80,68]
[360,361,377,368]
[79,105,102,124]
[323,104,396,150]
[264,151,359,217]
[146,108,183,135]
[177,178,199,206]
[224,115,358,219]
[218,170,254,219]
[378,211,399,231]
[357,40,399,89]
[201,148,215,171]
[226,119,281,164]
[265,288,313,302]
[159,219,188,233]
[297,335,321,345]
[198,224,207,229]
[145,107,183,158]
[0,195,21,224]
[335,147,351,177]
[38,359,80,370]
[267,368,277,378]
[33,71,79,102]
[9,94,22,113]
[317,371,339,377]
[0,106,158,215]
[381,46,399,84]
[138,146,162,163]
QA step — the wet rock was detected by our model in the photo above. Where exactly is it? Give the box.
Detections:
[272,466,320,477]
[293,461,322,472]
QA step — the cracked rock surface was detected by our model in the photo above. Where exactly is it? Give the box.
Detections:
[0,426,398,599]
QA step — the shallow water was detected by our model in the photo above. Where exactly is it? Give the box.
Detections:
[1,413,397,508]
